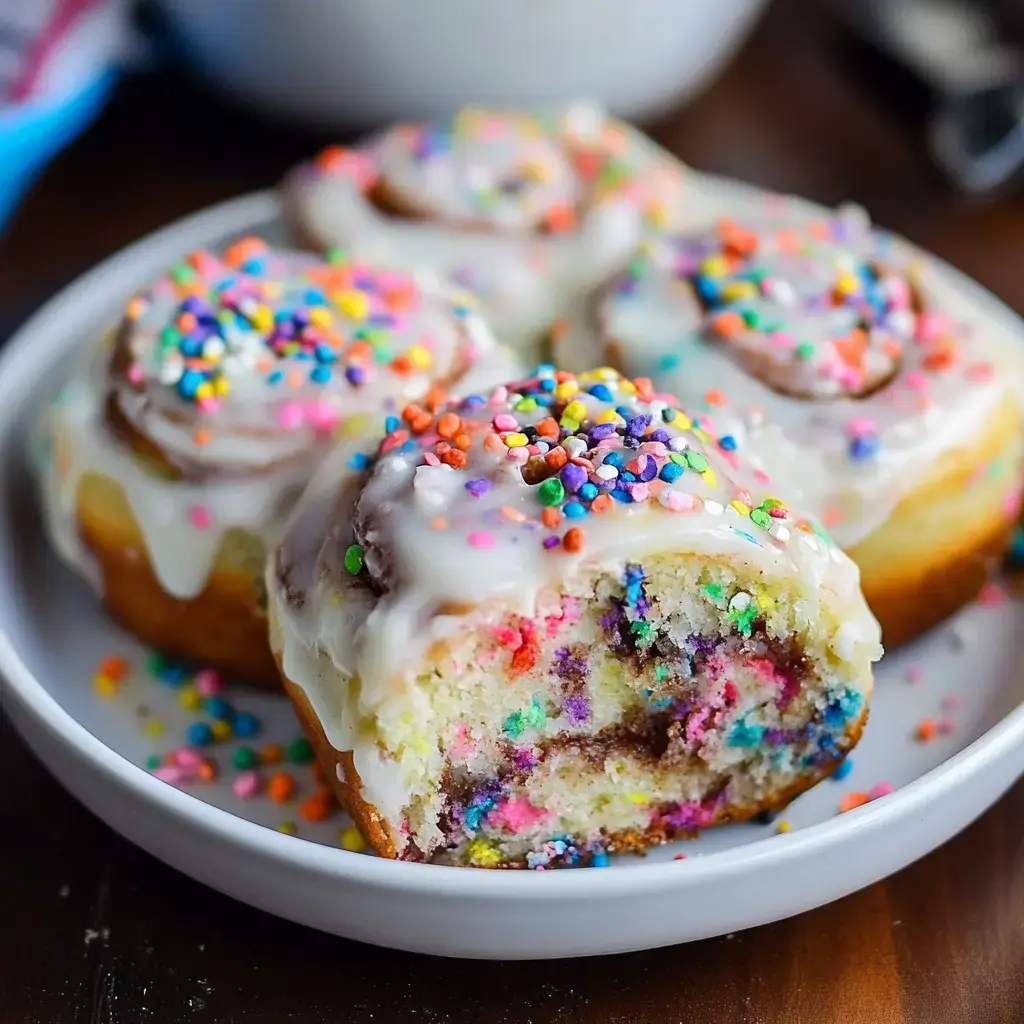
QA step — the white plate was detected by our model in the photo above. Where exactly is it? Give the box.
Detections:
[2,190,1024,960]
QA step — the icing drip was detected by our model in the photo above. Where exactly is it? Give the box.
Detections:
[39,241,515,600]
[288,101,687,352]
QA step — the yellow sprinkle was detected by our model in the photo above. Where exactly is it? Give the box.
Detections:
[700,255,730,278]
[335,412,371,439]
[520,158,549,182]
[597,409,621,424]
[626,792,649,804]
[619,378,638,395]
[340,826,366,852]
[308,306,334,328]
[755,591,776,613]
[776,820,791,834]
[252,306,274,332]
[194,382,214,401]
[559,417,580,433]
[211,720,233,742]
[701,468,718,488]
[213,376,230,396]
[834,272,860,296]
[730,499,750,516]
[669,410,692,430]
[466,838,503,867]
[504,432,529,448]
[260,281,284,300]
[178,686,203,712]
[555,381,580,400]
[277,821,298,835]
[645,201,670,229]
[92,675,118,700]
[563,399,587,422]
[143,719,165,738]
[406,344,434,371]
[336,289,370,321]
[721,281,756,302]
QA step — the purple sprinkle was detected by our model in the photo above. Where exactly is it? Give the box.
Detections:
[649,428,670,444]
[543,536,561,549]
[513,747,539,771]
[345,365,367,385]
[627,414,652,438]
[564,695,591,724]
[637,455,658,482]
[589,422,616,442]
[560,463,588,493]
[465,478,491,498]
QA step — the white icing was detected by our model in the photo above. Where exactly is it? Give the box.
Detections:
[288,102,687,354]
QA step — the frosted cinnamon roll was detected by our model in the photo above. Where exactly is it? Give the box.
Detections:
[284,102,685,357]
[554,201,1024,647]
[269,367,881,866]
[38,238,517,685]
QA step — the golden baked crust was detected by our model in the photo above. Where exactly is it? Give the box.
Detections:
[75,471,279,687]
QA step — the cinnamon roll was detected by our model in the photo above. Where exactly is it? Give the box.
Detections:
[554,200,1024,647]
[283,102,685,357]
[269,367,881,866]
[38,238,516,685]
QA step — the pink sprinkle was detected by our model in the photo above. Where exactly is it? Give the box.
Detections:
[489,386,509,406]
[493,413,518,431]
[173,747,204,768]
[905,665,923,685]
[1003,489,1022,520]
[188,505,214,530]
[638,441,667,457]
[491,796,550,833]
[978,582,1008,607]
[232,771,261,798]
[467,531,496,549]
[422,452,441,466]
[903,371,928,391]
[966,362,995,382]
[631,483,651,503]
[196,396,221,414]
[868,782,895,800]
[449,724,476,761]
[936,717,956,736]
[846,418,877,438]
[127,362,145,385]
[941,694,963,710]
[277,401,305,431]
[153,765,184,784]
[673,853,688,861]
[195,669,223,697]
[916,312,947,343]
[660,490,695,512]
[306,400,340,432]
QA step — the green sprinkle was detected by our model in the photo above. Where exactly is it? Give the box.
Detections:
[344,544,365,575]
[326,247,348,265]
[750,508,771,529]
[669,452,688,467]
[515,397,538,413]
[232,747,259,771]
[504,698,545,739]
[741,308,760,329]
[630,620,655,649]
[160,326,181,351]
[762,498,783,510]
[171,263,195,286]
[539,478,566,506]
[702,582,725,604]
[277,821,298,835]
[145,755,162,771]
[683,451,709,473]
[729,603,758,637]
[809,520,834,545]
[795,342,816,361]
[654,665,669,683]
[287,737,315,765]
[146,653,165,677]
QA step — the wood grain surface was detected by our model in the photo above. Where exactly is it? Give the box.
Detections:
[3,2,1024,1021]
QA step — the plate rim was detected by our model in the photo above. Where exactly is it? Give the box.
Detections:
[1,186,1023,899]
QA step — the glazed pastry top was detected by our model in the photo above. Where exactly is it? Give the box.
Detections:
[110,237,495,477]
[276,367,882,693]
[287,102,686,350]
[570,198,1023,548]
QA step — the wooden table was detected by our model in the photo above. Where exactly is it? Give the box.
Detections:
[3,3,1024,1021]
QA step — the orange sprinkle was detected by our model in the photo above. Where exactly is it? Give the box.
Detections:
[923,345,957,372]
[197,760,218,783]
[590,494,613,513]
[429,516,448,530]
[125,297,147,320]
[535,417,560,438]
[547,318,569,343]
[268,772,297,803]
[545,447,568,471]
[633,377,654,399]
[315,145,350,173]
[711,311,745,338]
[425,385,448,412]
[391,355,413,374]
[177,312,198,334]
[704,388,727,407]
[572,151,602,180]
[98,656,129,682]
[915,718,938,743]
[454,432,473,451]
[545,204,578,234]
[563,527,586,553]
[223,236,269,269]
[440,449,468,469]
[436,413,462,439]
[500,505,527,523]
[193,428,212,447]
[402,404,432,435]
[300,790,336,823]
[838,792,870,813]
[261,743,284,765]
[541,507,562,529]
[554,370,576,383]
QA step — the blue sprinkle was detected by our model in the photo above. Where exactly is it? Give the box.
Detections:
[204,697,234,722]
[579,482,599,501]
[831,758,854,781]
[1009,527,1024,567]
[658,353,682,372]
[310,365,332,384]
[729,720,765,748]
[384,416,400,434]
[620,471,636,483]
[179,337,204,358]
[348,452,370,470]
[589,384,614,402]
[314,344,337,364]
[603,451,625,469]
[610,489,632,503]
[659,463,684,483]
[719,435,737,451]
[177,369,205,400]
[590,850,610,868]
[539,377,556,393]
[849,434,880,461]
[563,501,587,518]
[233,712,262,739]
[399,440,418,453]
[266,370,284,386]
[186,722,214,747]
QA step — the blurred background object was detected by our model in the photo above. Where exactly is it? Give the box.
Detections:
[154,0,771,128]
[0,0,125,232]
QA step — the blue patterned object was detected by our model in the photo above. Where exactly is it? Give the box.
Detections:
[0,69,116,233]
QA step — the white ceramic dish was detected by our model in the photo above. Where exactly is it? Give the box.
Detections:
[2,190,1024,960]
[157,0,769,127]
